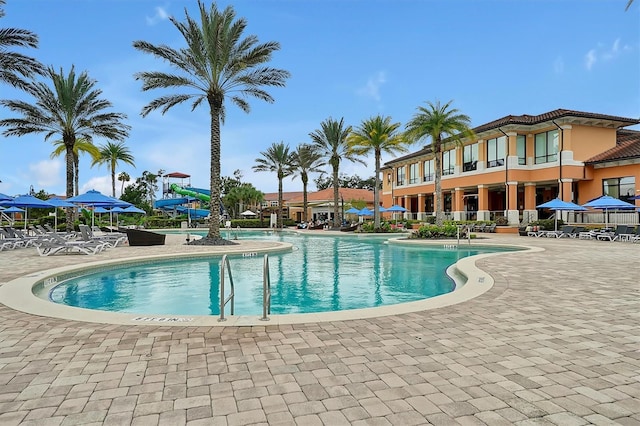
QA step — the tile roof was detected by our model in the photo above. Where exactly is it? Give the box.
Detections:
[472,109,639,134]
[585,129,640,164]
[262,191,304,201]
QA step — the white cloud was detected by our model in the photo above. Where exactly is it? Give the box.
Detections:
[80,176,114,197]
[356,71,387,102]
[29,159,63,190]
[584,38,632,70]
[146,6,170,26]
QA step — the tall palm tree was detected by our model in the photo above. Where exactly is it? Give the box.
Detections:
[310,117,364,228]
[0,66,130,231]
[50,138,101,196]
[118,171,130,196]
[404,100,475,226]
[133,1,289,244]
[92,141,135,197]
[253,141,294,229]
[626,0,634,10]
[347,115,409,229]
[292,144,325,222]
[0,0,44,90]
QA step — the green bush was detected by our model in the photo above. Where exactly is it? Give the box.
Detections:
[411,224,460,239]
[531,218,564,231]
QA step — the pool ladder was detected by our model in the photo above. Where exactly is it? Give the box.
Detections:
[218,254,271,322]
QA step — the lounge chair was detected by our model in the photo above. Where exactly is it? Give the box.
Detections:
[78,224,126,248]
[546,225,576,238]
[621,226,640,242]
[36,235,106,256]
[0,228,26,249]
[484,223,497,233]
[596,225,628,242]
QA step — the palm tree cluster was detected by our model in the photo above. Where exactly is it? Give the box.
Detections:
[1,0,479,239]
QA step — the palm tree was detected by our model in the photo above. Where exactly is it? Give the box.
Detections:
[0,0,44,90]
[292,144,325,223]
[404,100,475,226]
[92,141,135,197]
[310,117,364,228]
[0,66,130,231]
[118,171,130,196]
[626,0,634,10]
[133,1,290,244]
[253,142,294,229]
[347,115,409,229]
[50,138,101,196]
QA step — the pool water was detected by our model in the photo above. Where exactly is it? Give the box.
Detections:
[48,231,517,316]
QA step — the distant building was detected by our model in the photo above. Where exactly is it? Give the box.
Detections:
[286,187,375,223]
[381,109,640,225]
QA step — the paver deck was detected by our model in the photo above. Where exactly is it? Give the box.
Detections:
[0,231,638,425]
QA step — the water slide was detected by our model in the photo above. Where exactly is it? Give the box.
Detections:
[170,184,210,202]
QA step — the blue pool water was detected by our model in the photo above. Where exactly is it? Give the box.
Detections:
[48,231,517,316]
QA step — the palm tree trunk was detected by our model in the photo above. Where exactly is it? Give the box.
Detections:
[65,143,75,232]
[278,176,283,229]
[374,150,381,229]
[302,174,308,222]
[110,162,116,197]
[208,99,222,240]
[434,139,443,226]
[332,164,339,228]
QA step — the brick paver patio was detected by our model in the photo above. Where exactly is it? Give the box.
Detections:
[0,232,638,425]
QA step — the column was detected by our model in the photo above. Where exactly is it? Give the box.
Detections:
[417,193,425,220]
[506,181,519,225]
[559,179,574,224]
[453,187,465,221]
[523,183,537,223]
[403,195,410,220]
[477,184,490,221]
[506,132,519,168]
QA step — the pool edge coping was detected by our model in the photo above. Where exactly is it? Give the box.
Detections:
[0,239,542,327]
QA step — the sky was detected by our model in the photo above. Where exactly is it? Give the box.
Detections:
[1,0,639,200]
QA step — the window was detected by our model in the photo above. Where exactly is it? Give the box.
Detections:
[423,159,434,182]
[603,177,636,203]
[535,130,558,164]
[516,135,526,165]
[486,136,506,168]
[270,200,278,207]
[396,167,405,186]
[409,163,419,184]
[442,150,454,175]
[463,143,478,172]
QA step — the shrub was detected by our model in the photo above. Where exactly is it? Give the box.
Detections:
[495,216,508,226]
[411,224,459,239]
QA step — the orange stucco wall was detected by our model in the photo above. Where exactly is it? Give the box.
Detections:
[580,164,640,205]
[570,125,617,162]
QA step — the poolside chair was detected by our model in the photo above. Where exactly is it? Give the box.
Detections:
[36,234,106,256]
[78,224,126,248]
[0,228,26,249]
[484,223,496,233]
[596,225,628,242]
[621,226,640,242]
[546,225,576,238]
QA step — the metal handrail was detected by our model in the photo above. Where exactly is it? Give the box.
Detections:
[261,254,271,321]
[218,254,235,321]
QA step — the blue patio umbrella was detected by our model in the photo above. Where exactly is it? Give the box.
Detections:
[345,207,361,214]
[123,205,146,214]
[0,193,13,202]
[1,194,54,230]
[384,204,407,225]
[582,195,636,227]
[67,190,131,227]
[1,206,24,225]
[358,207,374,216]
[536,198,586,231]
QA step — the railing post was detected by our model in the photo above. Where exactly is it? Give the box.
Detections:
[261,254,271,321]
[219,254,226,321]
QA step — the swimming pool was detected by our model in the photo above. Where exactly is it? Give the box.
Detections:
[46,231,520,317]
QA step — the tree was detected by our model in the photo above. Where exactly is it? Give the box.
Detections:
[0,0,44,90]
[310,117,364,227]
[133,1,289,244]
[118,171,130,196]
[92,141,135,197]
[0,66,130,231]
[626,0,634,10]
[292,144,325,222]
[225,183,263,218]
[50,138,100,196]
[404,100,475,226]
[347,115,408,229]
[252,141,294,228]
[313,173,376,191]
